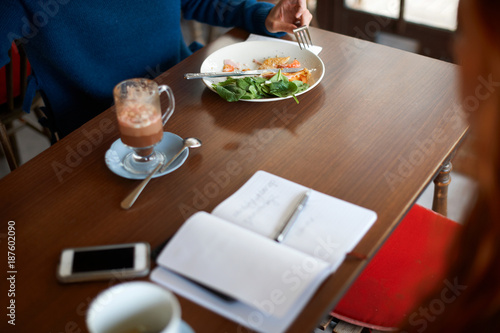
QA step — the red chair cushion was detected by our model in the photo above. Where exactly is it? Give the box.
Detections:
[0,43,31,105]
[331,204,461,331]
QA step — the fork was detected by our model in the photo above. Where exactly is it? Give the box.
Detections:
[293,25,313,50]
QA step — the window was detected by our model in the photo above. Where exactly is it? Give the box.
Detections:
[345,0,400,19]
[404,0,458,31]
[345,0,458,31]
[316,0,459,60]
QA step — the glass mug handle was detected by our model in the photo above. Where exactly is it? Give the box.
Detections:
[158,85,175,126]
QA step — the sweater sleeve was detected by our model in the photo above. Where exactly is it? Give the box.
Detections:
[181,0,282,37]
[0,1,25,67]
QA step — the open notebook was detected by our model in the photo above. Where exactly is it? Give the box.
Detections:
[151,171,377,333]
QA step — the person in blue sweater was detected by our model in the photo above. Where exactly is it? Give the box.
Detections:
[1,0,312,139]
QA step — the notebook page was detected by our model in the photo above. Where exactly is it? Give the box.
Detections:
[211,171,308,238]
[156,212,330,318]
[211,171,378,268]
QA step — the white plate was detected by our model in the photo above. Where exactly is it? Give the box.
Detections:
[200,40,325,102]
[105,132,188,180]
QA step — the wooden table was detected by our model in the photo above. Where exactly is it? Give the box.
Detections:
[0,27,467,333]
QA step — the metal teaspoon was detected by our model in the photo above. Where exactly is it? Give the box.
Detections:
[120,137,202,210]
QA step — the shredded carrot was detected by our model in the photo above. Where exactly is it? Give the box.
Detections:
[222,64,235,72]
[278,59,301,68]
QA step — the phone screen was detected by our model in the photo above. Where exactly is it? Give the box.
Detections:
[72,247,134,273]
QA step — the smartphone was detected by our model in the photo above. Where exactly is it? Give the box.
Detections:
[57,242,150,283]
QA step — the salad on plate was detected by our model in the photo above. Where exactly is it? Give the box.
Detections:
[213,56,311,103]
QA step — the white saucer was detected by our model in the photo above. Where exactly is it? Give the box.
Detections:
[180,320,195,332]
[105,132,189,180]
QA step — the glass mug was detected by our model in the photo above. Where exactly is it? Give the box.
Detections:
[113,78,175,175]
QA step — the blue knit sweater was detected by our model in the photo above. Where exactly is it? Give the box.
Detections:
[1,0,277,137]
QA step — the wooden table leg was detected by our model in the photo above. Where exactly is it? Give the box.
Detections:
[0,122,18,171]
[432,161,452,217]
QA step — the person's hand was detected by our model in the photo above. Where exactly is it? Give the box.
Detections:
[265,0,313,34]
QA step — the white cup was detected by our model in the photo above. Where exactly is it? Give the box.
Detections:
[86,281,181,333]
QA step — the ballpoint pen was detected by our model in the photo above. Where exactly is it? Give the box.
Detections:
[275,189,311,243]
